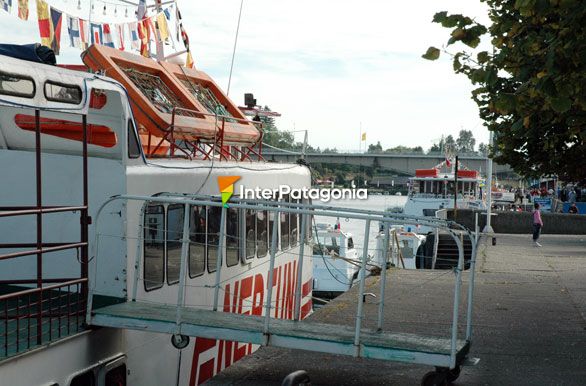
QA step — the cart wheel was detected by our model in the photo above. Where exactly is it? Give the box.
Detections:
[446,366,461,383]
[434,366,461,383]
[421,371,447,386]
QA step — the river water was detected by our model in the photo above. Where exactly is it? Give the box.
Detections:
[314,194,407,258]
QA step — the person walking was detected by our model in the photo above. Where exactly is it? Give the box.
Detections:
[532,202,543,247]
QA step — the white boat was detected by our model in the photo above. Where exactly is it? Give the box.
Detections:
[403,162,485,234]
[0,46,313,385]
[312,223,359,299]
[373,226,426,270]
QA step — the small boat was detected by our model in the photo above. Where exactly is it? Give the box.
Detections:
[312,223,360,299]
[373,226,426,270]
[403,160,485,234]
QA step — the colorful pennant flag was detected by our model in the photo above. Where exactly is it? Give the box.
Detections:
[129,22,140,50]
[156,12,169,42]
[138,20,149,57]
[67,15,81,48]
[176,6,190,50]
[137,0,146,20]
[49,7,63,54]
[17,0,27,20]
[79,18,89,49]
[102,23,115,48]
[116,24,125,51]
[36,0,52,48]
[185,50,194,69]
[0,0,12,12]
[90,23,102,45]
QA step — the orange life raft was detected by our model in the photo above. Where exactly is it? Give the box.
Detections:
[81,45,260,146]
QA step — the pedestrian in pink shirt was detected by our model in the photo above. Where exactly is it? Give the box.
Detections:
[532,202,543,247]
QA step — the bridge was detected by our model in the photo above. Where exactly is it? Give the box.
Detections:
[263,151,513,176]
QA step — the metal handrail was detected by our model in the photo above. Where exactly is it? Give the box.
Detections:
[89,194,479,369]
[0,278,88,301]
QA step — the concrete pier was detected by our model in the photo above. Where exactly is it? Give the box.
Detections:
[206,234,586,385]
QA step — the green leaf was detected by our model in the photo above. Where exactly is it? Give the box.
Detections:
[422,47,441,61]
[550,97,572,113]
[477,51,490,63]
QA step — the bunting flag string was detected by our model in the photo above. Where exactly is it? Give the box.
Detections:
[4,0,188,62]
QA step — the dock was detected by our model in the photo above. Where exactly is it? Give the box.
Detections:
[206,234,586,385]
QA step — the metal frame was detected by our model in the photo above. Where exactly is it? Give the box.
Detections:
[89,194,480,370]
[141,107,265,162]
[0,108,90,357]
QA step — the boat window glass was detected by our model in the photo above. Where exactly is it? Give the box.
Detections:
[269,209,278,251]
[0,71,35,98]
[189,206,206,278]
[245,208,255,259]
[44,81,82,104]
[347,237,354,249]
[166,204,184,285]
[105,364,127,386]
[290,198,299,247]
[226,207,239,267]
[423,209,437,216]
[306,198,313,242]
[70,370,95,386]
[128,120,141,159]
[144,204,165,291]
[207,206,222,272]
[256,210,268,258]
[280,195,290,250]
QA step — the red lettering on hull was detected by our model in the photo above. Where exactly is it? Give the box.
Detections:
[189,263,312,385]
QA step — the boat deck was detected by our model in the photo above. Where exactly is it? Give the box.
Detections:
[91,301,469,367]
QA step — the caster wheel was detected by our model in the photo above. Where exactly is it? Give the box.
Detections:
[171,334,190,349]
[421,371,447,386]
[446,366,461,383]
[435,365,461,383]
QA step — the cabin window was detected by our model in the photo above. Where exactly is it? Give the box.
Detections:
[189,206,206,278]
[207,206,222,272]
[44,81,82,104]
[347,237,354,249]
[105,364,127,386]
[423,209,437,217]
[226,207,240,267]
[245,208,256,259]
[280,195,290,250]
[306,198,313,242]
[269,210,278,251]
[144,204,165,291]
[128,120,141,159]
[70,370,95,386]
[166,204,184,285]
[290,198,299,247]
[256,210,268,258]
[0,71,35,98]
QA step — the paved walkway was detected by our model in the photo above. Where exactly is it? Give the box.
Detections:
[206,234,586,385]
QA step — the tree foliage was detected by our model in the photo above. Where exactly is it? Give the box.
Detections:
[424,0,586,181]
[456,129,476,152]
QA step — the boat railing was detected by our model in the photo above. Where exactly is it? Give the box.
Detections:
[0,107,90,359]
[89,194,481,370]
[0,278,87,358]
[141,106,265,162]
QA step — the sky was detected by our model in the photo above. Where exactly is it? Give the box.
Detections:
[0,0,491,152]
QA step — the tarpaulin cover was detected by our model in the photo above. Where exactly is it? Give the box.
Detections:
[0,43,56,65]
